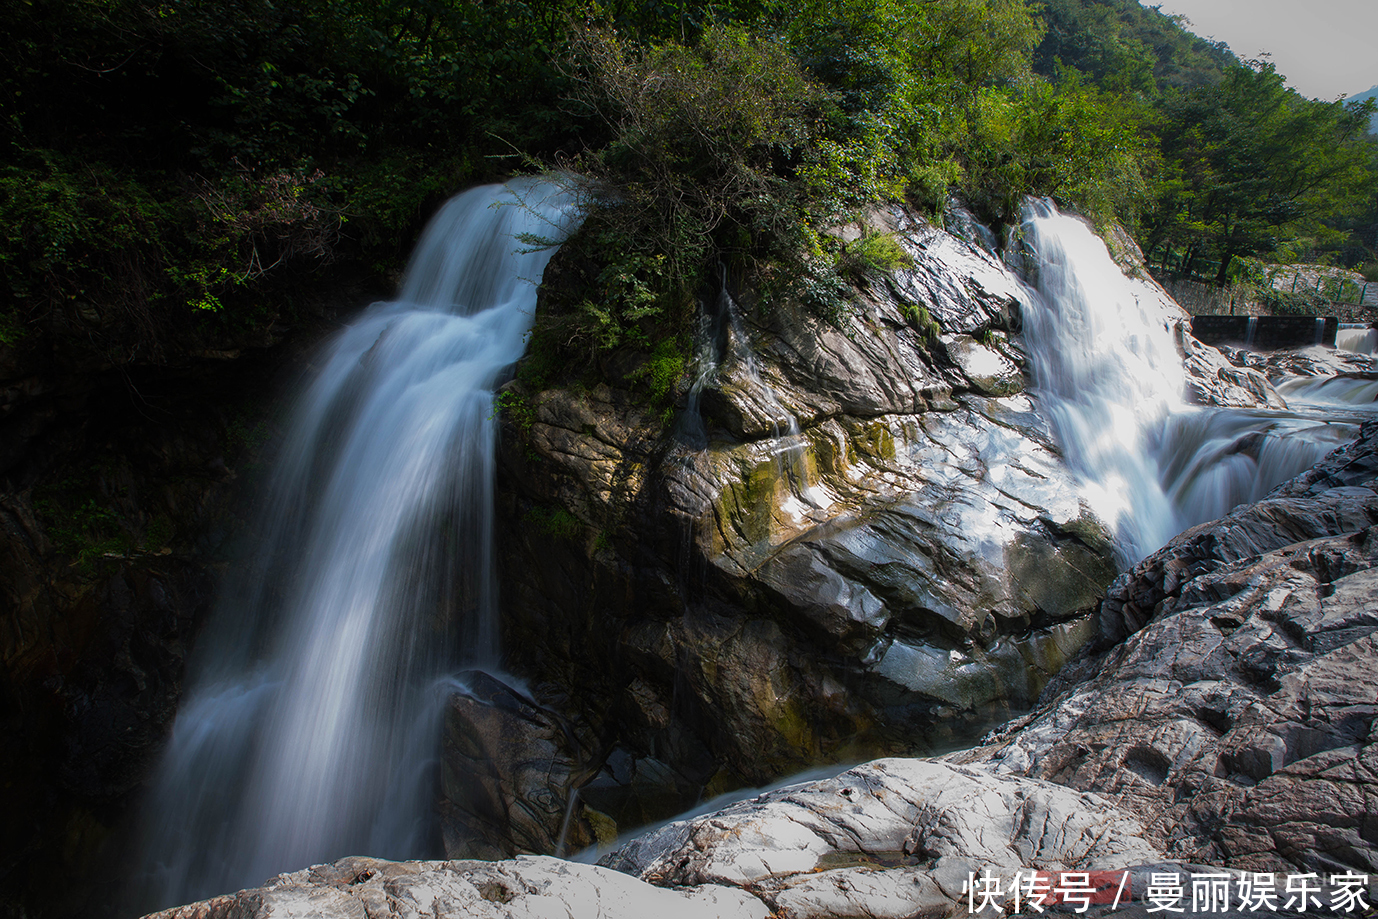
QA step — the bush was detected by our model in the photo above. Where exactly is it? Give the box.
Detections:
[531,22,863,388]
[964,71,1150,225]
[838,232,912,282]
[561,23,837,299]
[1254,286,1324,316]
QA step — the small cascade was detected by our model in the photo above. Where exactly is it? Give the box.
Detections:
[1152,408,1352,524]
[1277,373,1378,406]
[1336,323,1378,355]
[134,177,579,909]
[719,281,829,511]
[1315,316,1327,345]
[1245,316,1259,347]
[680,273,824,510]
[1018,201,1352,563]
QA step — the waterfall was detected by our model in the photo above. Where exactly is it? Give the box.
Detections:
[133,177,578,909]
[1018,201,1351,563]
[1337,323,1378,355]
[1277,373,1378,405]
[684,273,825,513]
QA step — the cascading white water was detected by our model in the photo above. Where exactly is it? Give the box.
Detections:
[1277,373,1378,405]
[1336,324,1378,355]
[1019,201,1351,563]
[135,177,578,909]
[1017,201,1190,560]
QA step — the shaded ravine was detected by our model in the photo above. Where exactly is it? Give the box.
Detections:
[132,178,578,909]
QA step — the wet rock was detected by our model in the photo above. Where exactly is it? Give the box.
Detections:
[498,377,1118,790]
[945,424,1378,881]
[601,758,1162,919]
[1180,335,1288,409]
[889,208,1026,339]
[439,672,706,860]
[491,202,1277,859]
[1226,344,1378,381]
[440,672,597,860]
[1097,421,1378,646]
[570,421,1378,918]
[143,855,770,919]
[937,333,1023,396]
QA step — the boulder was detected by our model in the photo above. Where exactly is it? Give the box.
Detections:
[440,672,599,860]
[943,424,1378,884]
[602,757,1162,919]
[142,855,770,919]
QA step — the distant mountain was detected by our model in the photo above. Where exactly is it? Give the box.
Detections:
[1347,85,1378,135]
[1033,0,1238,95]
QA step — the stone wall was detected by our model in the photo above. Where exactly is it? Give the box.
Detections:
[1162,276,1378,322]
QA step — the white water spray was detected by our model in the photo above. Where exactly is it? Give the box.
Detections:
[1019,202,1350,563]
[135,177,578,908]
[1336,323,1377,355]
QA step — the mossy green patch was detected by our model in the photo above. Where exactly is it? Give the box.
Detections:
[721,459,785,548]
[525,505,582,541]
[854,422,897,462]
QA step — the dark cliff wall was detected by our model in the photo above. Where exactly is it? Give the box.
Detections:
[0,285,374,918]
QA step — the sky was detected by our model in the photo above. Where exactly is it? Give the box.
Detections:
[1140,0,1378,100]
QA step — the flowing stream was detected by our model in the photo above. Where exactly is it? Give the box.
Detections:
[135,177,577,909]
[1018,201,1353,563]
[1336,323,1377,355]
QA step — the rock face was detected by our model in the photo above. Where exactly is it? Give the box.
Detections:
[602,757,1162,919]
[144,855,769,919]
[485,206,1120,855]
[475,203,1289,857]
[954,422,1378,880]
[571,421,1378,918]
[440,671,607,860]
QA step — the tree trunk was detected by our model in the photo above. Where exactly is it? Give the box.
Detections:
[1215,251,1233,287]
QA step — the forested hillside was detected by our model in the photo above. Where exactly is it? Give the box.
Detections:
[1030,0,1376,288]
[1350,85,1378,134]
[1034,0,1236,94]
[1,0,1374,373]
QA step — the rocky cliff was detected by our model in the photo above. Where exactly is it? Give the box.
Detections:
[444,203,1285,859]
[153,414,1378,919]
[0,281,374,918]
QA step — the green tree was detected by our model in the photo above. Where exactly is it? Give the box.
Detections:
[1144,61,1378,284]
[1032,0,1235,97]
[966,68,1151,223]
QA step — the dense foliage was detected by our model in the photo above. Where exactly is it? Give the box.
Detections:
[0,0,593,357]
[1141,62,1377,284]
[531,0,1164,384]
[1033,0,1236,96]
[1,0,1374,376]
[1029,0,1378,285]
